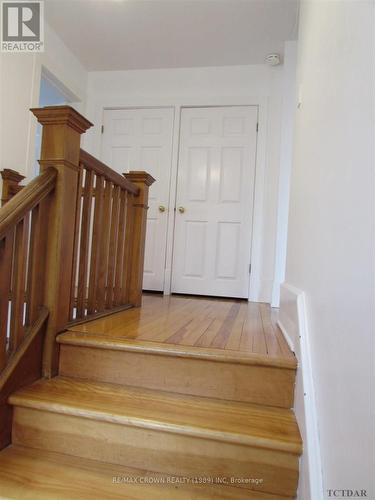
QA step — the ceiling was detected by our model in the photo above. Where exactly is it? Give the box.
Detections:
[45,0,299,71]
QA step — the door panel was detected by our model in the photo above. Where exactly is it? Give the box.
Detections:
[172,106,257,298]
[101,108,174,291]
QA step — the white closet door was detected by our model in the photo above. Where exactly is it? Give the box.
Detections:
[172,106,258,298]
[101,108,174,291]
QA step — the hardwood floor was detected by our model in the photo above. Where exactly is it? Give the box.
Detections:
[68,293,293,361]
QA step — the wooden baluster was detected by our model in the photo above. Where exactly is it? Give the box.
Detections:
[77,169,94,318]
[96,181,113,311]
[88,175,104,315]
[31,106,92,377]
[121,192,134,304]
[26,202,49,327]
[9,217,29,353]
[0,231,14,370]
[106,185,121,309]
[113,190,127,306]
[69,167,84,320]
[1,169,25,206]
[123,172,155,307]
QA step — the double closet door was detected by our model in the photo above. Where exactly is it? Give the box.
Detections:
[101,105,257,298]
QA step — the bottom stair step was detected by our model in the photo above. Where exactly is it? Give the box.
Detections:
[0,446,294,499]
[9,377,302,498]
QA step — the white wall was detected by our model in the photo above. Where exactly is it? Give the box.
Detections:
[272,41,297,307]
[281,2,375,498]
[0,22,88,182]
[85,63,290,302]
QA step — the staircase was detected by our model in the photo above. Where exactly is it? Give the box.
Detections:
[0,106,301,499]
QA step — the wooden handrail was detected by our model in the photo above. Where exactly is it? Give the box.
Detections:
[80,149,139,195]
[0,167,56,239]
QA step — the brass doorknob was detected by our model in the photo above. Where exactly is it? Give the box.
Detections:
[158,205,166,213]
[178,206,185,213]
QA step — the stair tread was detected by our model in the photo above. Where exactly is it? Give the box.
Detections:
[58,331,297,369]
[9,376,301,454]
[0,446,293,500]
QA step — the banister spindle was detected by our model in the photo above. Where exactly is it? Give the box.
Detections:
[9,217,29,353]
[30,106,92,377]
[88,175,105,315]
[0,231,14,370]
[113,190,127,306]
[76,169,94,318]
[120,191,135,305]
[96,180,113,311]
[106,185,121,309]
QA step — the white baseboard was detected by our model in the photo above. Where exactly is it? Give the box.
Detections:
[279,283,323,500]
[276,318,295,354]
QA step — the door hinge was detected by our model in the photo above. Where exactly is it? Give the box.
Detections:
[256,123,259,132]
[249,263,252,274]
[101,125,104,134]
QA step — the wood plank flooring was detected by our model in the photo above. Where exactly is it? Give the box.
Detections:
[68,294,294,361]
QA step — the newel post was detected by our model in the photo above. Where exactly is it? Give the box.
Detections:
[1,169,25,206]
[124,171,155,307]
[31,106,92,377]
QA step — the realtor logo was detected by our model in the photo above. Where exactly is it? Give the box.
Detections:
[1,1,44,52]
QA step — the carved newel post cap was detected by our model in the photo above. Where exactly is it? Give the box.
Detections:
[123,171,156,186]
[30,105,93,134]
[0,169,25,183]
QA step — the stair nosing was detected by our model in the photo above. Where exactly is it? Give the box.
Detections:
[9,378,302,456]
[58,332,297,370]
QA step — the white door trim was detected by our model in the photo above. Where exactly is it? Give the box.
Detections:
[94,96,268,302]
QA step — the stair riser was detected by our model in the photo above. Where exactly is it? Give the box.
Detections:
[59,345,296,408]
[12,407,299,498]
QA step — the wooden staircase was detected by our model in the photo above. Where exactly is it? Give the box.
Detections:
[0,106,301,499]
[4,339,301,498]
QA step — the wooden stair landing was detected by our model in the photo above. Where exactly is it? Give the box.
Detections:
[66,294,295,361]
[58,295,297,409]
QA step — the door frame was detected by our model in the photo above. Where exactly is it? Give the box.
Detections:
[96,97,268,302]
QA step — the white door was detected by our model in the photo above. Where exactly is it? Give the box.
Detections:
[101,108,174,291]
[172,106,258,298]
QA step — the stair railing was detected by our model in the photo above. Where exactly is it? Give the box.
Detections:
[0,106,154,449]
[0,168,56,370]
[70,150,154,322]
